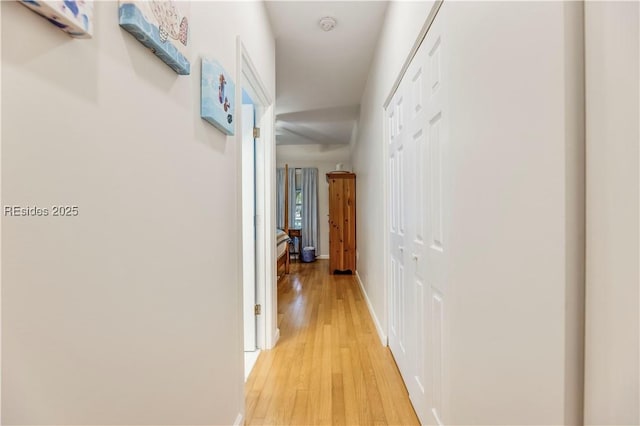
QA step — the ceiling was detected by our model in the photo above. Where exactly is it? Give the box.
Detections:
[265,1,389,145]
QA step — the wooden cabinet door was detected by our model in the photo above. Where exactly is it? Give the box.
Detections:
[328,173,356,273]
[343,177,356,272]
[328,177,343,272]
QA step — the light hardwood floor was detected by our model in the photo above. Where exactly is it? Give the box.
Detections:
[245,260,420,425]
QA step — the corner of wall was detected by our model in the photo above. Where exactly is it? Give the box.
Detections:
[563,2,586,424]
[347,118,359,165]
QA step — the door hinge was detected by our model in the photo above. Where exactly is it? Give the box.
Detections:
[254,304,261,315]
[253,127,261,138]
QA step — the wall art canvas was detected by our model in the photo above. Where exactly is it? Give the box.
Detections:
[201,58,235,135]
[20,0,94,38]
[119,1,190,75]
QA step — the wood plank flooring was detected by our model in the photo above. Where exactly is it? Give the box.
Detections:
[245,260,419,425]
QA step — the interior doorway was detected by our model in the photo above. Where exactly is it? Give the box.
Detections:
[237,37,277,382]
[241,89,259,378]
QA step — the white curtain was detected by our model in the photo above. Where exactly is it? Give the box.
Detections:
[276,168,285,229]
[301,168,319,252]
[288,167,297,229]
[277,167,318,253]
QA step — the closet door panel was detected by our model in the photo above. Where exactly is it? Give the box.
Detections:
[387,6,449,425]
[387,76,413,383]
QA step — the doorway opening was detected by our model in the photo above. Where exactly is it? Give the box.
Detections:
[237,37,277,382]
[241,88,259,378]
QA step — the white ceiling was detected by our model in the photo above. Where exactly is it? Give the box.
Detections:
[265,1,389,145]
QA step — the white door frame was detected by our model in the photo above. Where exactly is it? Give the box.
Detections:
[241,103,257,351]
[236,38,278,351]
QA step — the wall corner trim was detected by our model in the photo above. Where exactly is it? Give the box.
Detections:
[234,413,244,426]
[355,271,388,346]
[317,254,330,260]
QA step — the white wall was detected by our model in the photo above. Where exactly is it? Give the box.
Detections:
[351,0,436,348]
[353,1,585,424]
[1,1,274,424]
[277,144,351,258]
[584,2,640,424]
[444,3,584,423]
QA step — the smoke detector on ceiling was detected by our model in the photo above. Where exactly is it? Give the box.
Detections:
[319,16,337,32]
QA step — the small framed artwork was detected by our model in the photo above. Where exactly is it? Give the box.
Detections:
[201,58,235,136]
[119,0,190,75]
[20,0,94,38]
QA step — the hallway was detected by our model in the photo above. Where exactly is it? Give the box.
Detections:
[1,1,638,424]
[245,261,419,425]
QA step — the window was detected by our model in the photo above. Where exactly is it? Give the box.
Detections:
[294,168,302,228]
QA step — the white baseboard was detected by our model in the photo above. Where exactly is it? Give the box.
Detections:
[267,327,280,350]
[355,271,387,346]
[234,413,244,426]
[273,327,280,346]
[244,349,261,382]
[317,254,329,260]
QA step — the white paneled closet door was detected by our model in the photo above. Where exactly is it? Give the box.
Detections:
[388,74,413,384]
[424,12,449,425]
[387,8,448,426]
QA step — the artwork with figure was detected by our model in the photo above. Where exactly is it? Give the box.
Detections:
[201,58,235,135]
[20,0,94,38]
[119,0,190,75]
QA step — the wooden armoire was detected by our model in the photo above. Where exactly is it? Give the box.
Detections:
[327,172,356,274]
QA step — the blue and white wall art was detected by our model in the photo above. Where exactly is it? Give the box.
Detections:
[20,0,93,38]
[201,58,235,135]
[119,1,190,75]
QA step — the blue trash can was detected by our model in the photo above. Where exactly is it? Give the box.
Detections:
[301,246,316,263]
